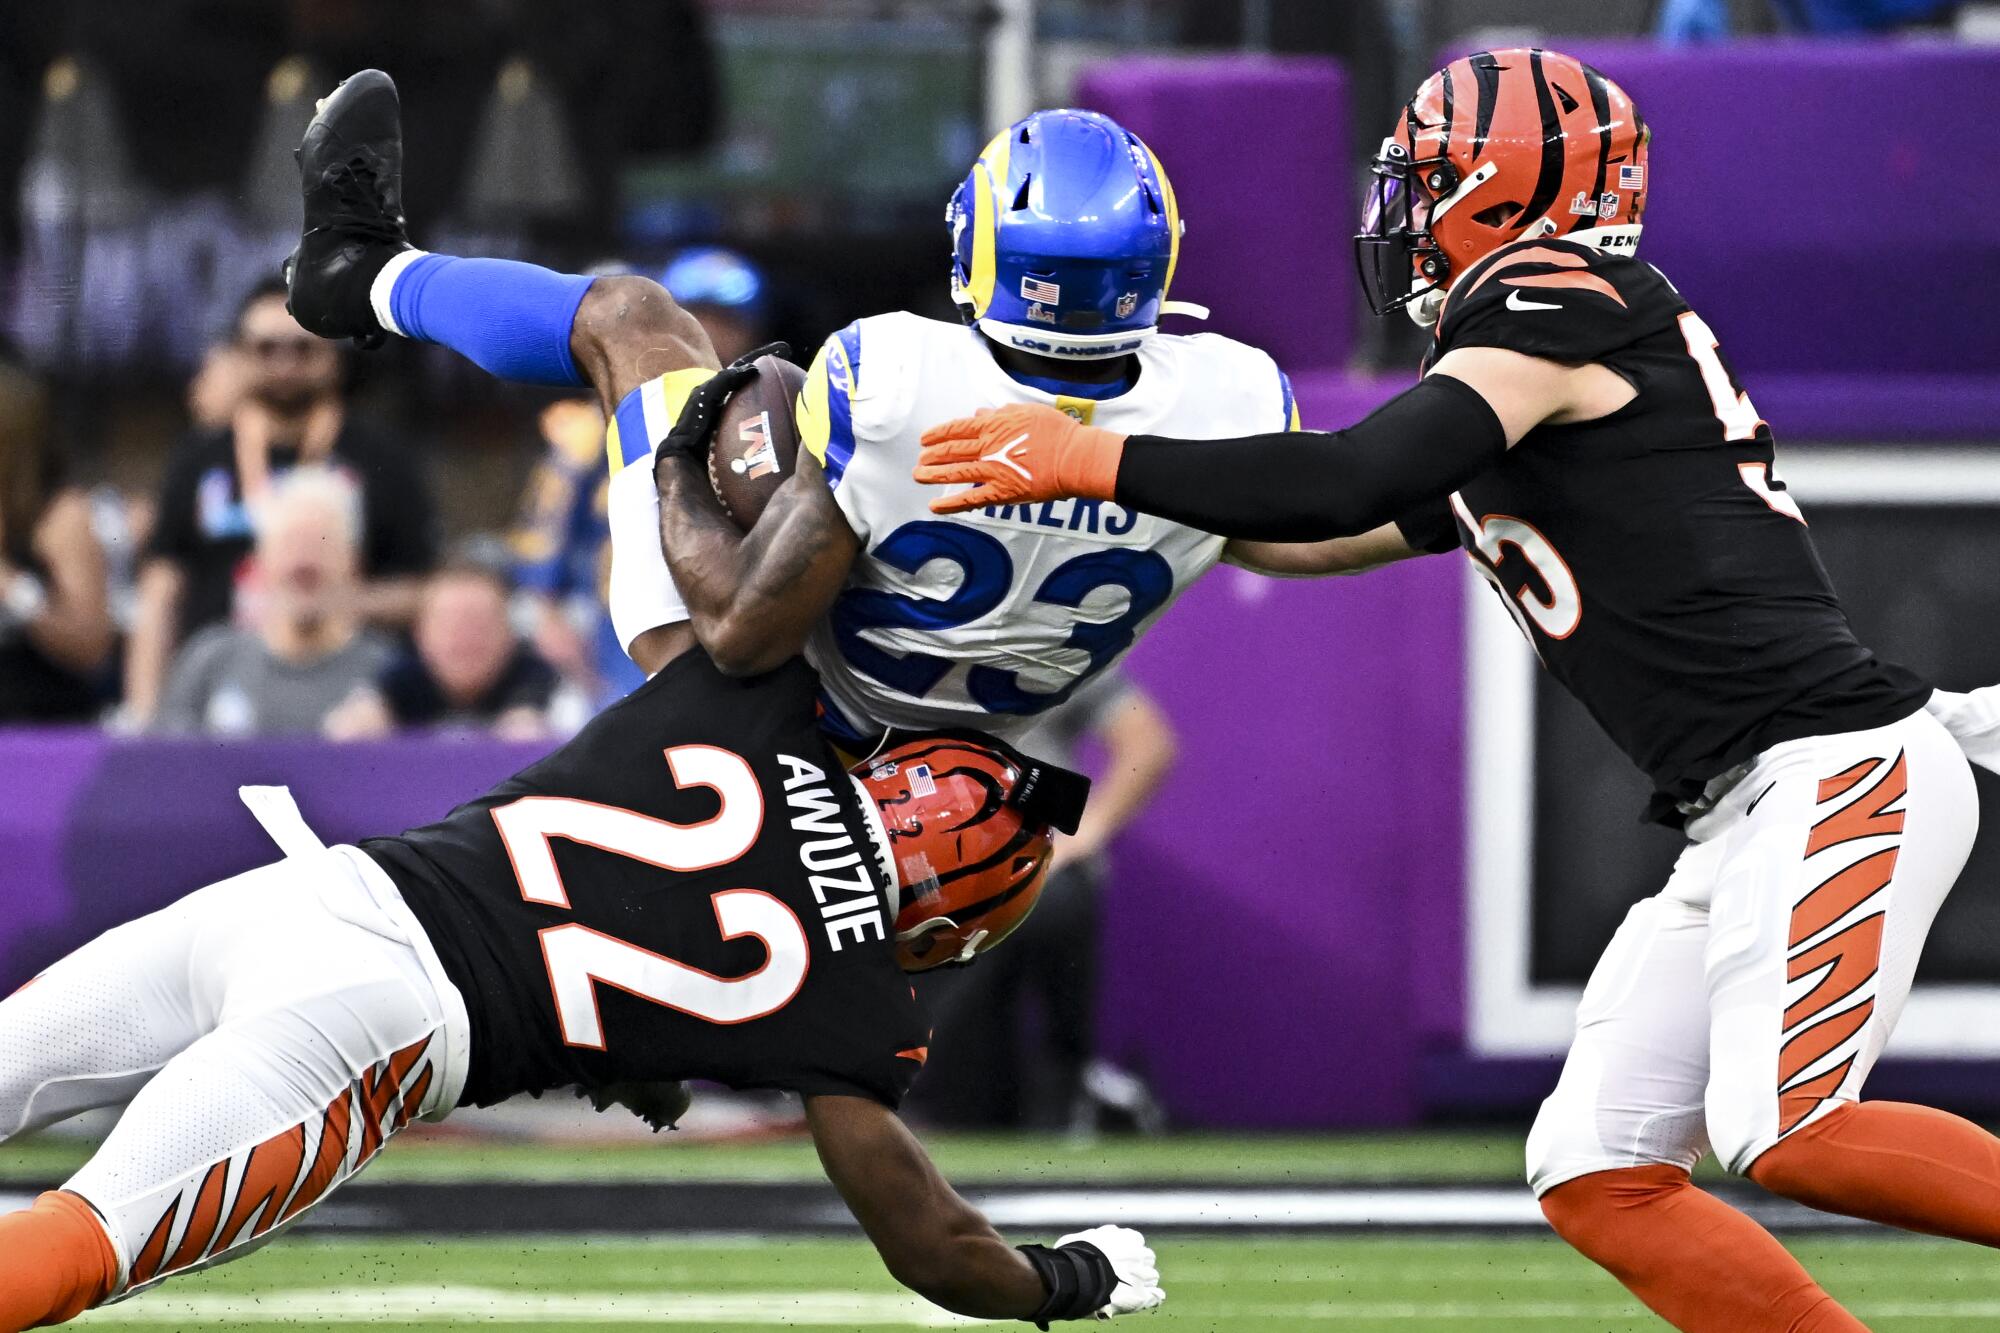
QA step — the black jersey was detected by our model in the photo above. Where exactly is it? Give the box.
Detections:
[1397,238,1928,822]
[364,652,927,1109]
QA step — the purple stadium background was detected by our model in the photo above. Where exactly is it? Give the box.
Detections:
[4,40,1999,1127]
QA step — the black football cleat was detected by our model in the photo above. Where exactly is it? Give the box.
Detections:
[284,69,410,349]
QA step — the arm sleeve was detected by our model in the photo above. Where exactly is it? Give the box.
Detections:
[1392,498,1463,555]
[1112,374,1506,542]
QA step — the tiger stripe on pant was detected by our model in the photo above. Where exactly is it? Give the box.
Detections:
[123,1035,437,1290]
[1527,709,1976,1196]
[1775,754,1907,1136]
[0,841,469,1305]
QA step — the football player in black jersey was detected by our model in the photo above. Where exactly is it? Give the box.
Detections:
[915,47,2000,1333]
[0,648,1168,1330]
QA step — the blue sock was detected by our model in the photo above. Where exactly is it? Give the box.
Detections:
[388,255,595,387]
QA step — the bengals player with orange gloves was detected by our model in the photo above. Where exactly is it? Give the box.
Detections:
[917,47,2000,1333]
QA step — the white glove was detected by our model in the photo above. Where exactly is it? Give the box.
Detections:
[1055,1225,1163,1319]
[1927,687,2000,775]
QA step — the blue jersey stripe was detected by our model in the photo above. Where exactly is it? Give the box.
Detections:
[822,323,864,488]
[612,384,652,470]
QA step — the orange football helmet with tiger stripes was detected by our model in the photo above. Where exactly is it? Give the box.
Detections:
[855,734,1089,973]
[1357,48,1650,323]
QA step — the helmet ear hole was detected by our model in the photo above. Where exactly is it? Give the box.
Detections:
[1012,176,1033,211]
[1473,201,1524,229]
[896,916,958,971]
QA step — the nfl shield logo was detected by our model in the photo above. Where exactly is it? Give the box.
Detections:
[1114,291,1139,319]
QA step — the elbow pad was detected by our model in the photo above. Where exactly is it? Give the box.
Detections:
[1017,1241,1116,1327]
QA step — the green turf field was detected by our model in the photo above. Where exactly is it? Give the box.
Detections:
[17,1130,1996,1329]
[69,1233,2000,1331]
[0,1127,1533,1186]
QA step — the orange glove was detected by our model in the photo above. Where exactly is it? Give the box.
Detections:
[915,404,1127,515]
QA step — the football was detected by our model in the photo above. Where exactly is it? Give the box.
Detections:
[707,353,807,530]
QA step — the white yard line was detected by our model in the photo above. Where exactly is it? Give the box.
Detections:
[79,1287,2000,1326]
[82,1287,980,1327]
[1241,1302,2000,1322]
[969,1187,1549,1228]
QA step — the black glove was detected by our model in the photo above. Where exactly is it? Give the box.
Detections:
[655,341,791,470]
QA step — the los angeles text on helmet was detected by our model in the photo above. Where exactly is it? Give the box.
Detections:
[777,753,888,952]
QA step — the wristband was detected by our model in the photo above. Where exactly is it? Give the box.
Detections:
[1017,1240,1116,1328]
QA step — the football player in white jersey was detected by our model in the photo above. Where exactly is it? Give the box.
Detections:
[285,71,1309,751]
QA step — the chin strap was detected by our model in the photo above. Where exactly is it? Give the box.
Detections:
[1160,299,1209,319]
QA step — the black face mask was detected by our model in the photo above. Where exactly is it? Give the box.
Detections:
[1353,146,1454,317]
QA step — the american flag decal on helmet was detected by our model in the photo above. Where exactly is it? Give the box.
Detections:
[1020,275,1061,303]
[1619,163,1645,191]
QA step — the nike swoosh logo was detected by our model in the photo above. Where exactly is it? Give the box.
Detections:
[1506,290,1563,312]
[983,432,1034,481]
[1745,781,1778,817]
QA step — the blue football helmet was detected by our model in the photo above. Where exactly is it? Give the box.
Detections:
[948,109,1197,360]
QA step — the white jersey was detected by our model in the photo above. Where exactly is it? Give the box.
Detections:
[795,313,1290,744]
[604,315,1292,744]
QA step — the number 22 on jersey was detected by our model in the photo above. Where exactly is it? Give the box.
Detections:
[491,745,809,1048]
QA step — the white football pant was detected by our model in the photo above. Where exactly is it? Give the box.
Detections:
[1528,707,1978,1194]
[0,789,468,1299]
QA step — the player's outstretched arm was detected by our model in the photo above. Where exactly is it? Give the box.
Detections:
[805,1094,1164,1324]
[914,347,1624,543]
[649,448,859,676]
[1223,525,1428,578]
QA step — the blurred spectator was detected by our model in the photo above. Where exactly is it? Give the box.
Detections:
[909,670,1177,1132]
[327,562,562,741]
[661,247,770,365]
[154,468,392,737]
[0,360,114,721]
[508,398,645,707]
[125,277,437,727]
[1661,0,1958,34]
[186,340,252,433]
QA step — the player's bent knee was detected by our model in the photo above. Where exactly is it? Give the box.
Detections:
[577,277,710,364]
[1525,1086,1611,1197]
[1539,1165,1692,1249]
[571,275,719,407]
